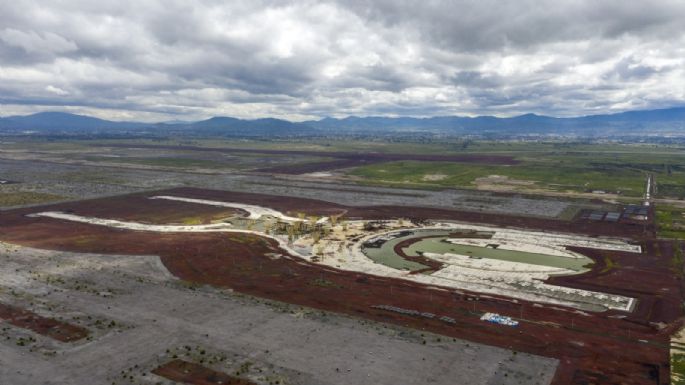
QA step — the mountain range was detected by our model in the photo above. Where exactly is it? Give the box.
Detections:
[1,107,684,137]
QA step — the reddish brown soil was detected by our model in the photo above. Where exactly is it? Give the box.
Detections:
[53,193,241,225]
[257,158,374,174]
[393,236,445,273]
[549,242,685,325]
[0,188,679,385]
[152,359,256,385]
[0,303,89,342]
[99,143,520,173]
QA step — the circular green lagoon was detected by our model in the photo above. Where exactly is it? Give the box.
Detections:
[360,228,593,273]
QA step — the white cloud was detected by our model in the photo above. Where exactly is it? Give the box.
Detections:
[0,28,77,54]
[45,85,69,95]
[0,0,683,121]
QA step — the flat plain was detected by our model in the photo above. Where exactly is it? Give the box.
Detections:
[0,138,683,385]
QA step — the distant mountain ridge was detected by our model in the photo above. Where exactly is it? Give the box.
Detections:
[0,111,147,132]
[182,116,318,136]
[1,107,684,137]
[0,112,316,137]
[305,107,685,134]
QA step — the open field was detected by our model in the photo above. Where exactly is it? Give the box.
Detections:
[0,157,609,219]
[0,187,680,385]
[656,204,685,239]
[91,142,685,198]
[83,155,235,169]
[94,143,520,171]
[4,139,684,202]
[347,152,685,198]
[25,137,680,157]
[0,191,65,207]
[0,139,335,172]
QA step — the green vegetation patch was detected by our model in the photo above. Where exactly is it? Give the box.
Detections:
[672,329,685,385]
[601,256,620,273]
[656,205,685,239]
[361,229,592,272]
[403,237,592,271]
[673,352,685,385]
[0,192,65,207]
[348,144,685,199]
[361,230,445,271]
[309,277,343,289]
[349,159,648,197]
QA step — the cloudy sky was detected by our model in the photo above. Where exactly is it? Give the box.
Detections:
[1,1,684,121]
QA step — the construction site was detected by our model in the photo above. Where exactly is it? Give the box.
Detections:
[0,185,681,385]
[3,0,685,382]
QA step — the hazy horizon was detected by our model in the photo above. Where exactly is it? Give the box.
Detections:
[3,105,685,125]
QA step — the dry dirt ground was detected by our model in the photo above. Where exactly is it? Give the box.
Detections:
[0,243,557,385]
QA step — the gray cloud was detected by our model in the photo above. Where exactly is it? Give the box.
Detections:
[0,0,684,121]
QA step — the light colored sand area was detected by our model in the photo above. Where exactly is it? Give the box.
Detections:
[29,211,236,232]
[28,211,306,261]
[422,174,448,181]
[150,195,319,222]
[439,224,641,255]
[473,175,536,192]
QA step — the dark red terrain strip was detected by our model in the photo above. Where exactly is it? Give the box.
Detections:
[152,359,256,385]
[0,303,89,342]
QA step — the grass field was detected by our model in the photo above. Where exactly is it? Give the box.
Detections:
[104,139,683,199]
[349,160,645,196]
[404,238,592,271]
[672,327,685,385]
[0,192,65,207]
[5,138,685,199]
[349,150,685,198]
[656,205,685,239]
[86,138,685,156]
[10,136,685,156]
